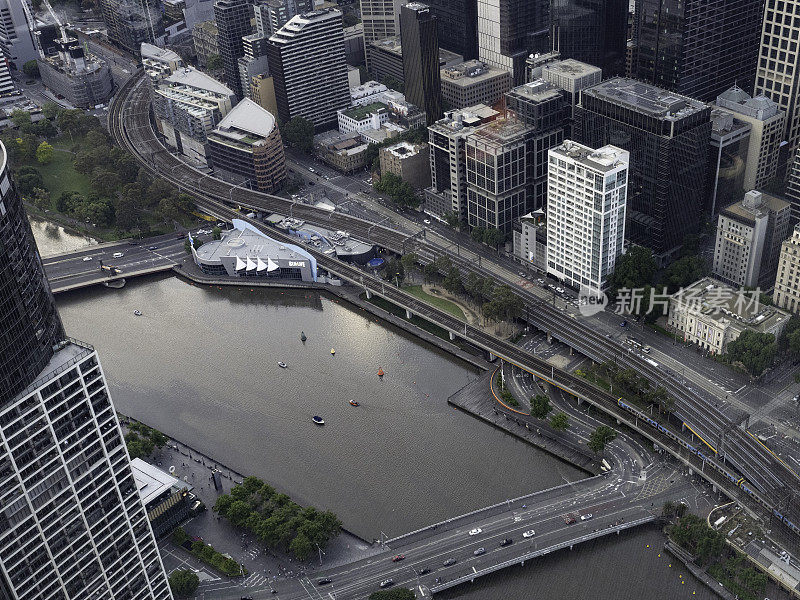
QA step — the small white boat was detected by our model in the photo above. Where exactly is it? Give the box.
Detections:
[278,361,287,369]
[133,310,142,316]
[312,416,325,425]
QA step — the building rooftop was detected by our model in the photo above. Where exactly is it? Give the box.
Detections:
[507,79,562,102]
[269,217,374,257]
[166,67,233,96]
[540,58,601,79]
[716,85,782,121]
[368,35,462,66]
[710,108,752,138]
[441,60,509,86]
[720,190,790,225]
[140,43,181,65]
[672,277,790,332]
[431,104,499,133]
[272,7,341,39]
[583,77,708,121]
[471,116,530,145]
[131,458,188,507]
[342,101,388,121]
[550,140,629,173]
[383,141,424,158]
[213,98,276,142]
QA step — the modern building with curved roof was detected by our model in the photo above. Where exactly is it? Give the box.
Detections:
[207,98,287,192]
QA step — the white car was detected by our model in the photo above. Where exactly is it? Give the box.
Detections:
[112,252,124,258]
[522,530,536,538]
[423,219,431,225]
[468,528,482,536]
[556,287,564,294]
[581,514,593,521]
[82,256,93,262]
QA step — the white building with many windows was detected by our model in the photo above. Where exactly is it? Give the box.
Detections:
[546,140,628,291]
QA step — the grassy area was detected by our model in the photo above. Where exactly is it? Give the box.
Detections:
[36,148,92,200]
[403,285,466,320]
[361,293,453,341]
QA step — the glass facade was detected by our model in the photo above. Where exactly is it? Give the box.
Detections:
[425,0,477,59]
[0,142,65,407]
[550,0,627,77]
[400,4,442,126]
[632,0,763,102]
[214,0,253,100]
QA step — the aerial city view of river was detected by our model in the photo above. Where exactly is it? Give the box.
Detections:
[55,272,720,600]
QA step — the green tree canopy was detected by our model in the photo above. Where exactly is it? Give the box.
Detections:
[22,60,39,78]
[281,116,315,153]
[588,425,617,454]
[381,257,405,285]
[663,255,707,293]
[42,102,60,120]
[608,246,657,297]
[530,394,552,420]
[206,53,223,70]
[725,331,776,376]
[550,412,569,431]
[369,589,416,600]
[168,570,199,598]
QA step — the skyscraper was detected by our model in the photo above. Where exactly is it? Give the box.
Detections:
[98,0,165,56]
[546,140,629,291]
[361,0,408,43]
[423,0,477,59]
[266,8,350,129]
[576,77,712,263]
[632,0,763,102]
[550,0,627,77]
[400,3,442,125]
[0,140,173,599]
[0,0,40,68]
[214,0,253,99]
[477,0,549,85]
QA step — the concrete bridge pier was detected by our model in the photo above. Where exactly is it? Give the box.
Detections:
[547,332,552,344]
[569,346,574,356]
[406,308,413,319]
[688,467,693,476]
[449,331,456,341]
[365,289,372,299]
[488,352,497,362]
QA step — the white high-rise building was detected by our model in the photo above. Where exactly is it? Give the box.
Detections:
[361,0,407,43]
[546,140,629,291]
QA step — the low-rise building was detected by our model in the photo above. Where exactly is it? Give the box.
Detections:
[193,218,318,281]
[440,60,511,109]
[130,458,195,539]
[668,277,791,355]
[712,190,791,290]
[773,224,800,314]
[513,211,547,272]
[338,101,390,134]
[426,104,499,220]
[380,141,430,188]
[141,42,183,78]
[316,130,370,173]
[151,66,236,162]
[38,36,113,109]
[192,20,219,67]
[207,98,287,192]
[350,80,389,105]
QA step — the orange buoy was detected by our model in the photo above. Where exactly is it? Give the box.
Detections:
[378,368,385,377]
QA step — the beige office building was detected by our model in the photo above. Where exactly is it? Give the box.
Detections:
[774,224,800,314]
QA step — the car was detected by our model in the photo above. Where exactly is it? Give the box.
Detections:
[392,554,405,562]
[468,528,482,536]
[216,222,226,228]
[82,256,93,262]
[564,515,576,525]
[537,278,545,284]
[309,181,315,186]
[308,167,315,173]
[317,578,332,585]
[423,218,431,225]
[147,245,158,250]
[417,568,431,575]
[241,597,254,600]
[519,271,525,277]
[112,252,124,258]
[499,538,513,547]
[581,514,593,521]
[473,547,486,556]
[379,579,393,588]
[522,530,536,538]
[620,320,628,327]
[642,346,651,354]
[442,558,457,567]
[556,287,564,294]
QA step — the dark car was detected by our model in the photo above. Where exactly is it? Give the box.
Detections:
[620,320,628,327]
[564,515,576,525]
[499,538,513,547]
[392,554,405,562]
[442,558,457,567]
[147,245,158,250]
[317,578,332,585]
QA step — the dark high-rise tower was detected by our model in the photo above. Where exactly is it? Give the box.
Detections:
[214,0,253,99]
[551,0,627,77]
[0,146,64,404]
[400,3,442,125]
[424,0,477,59]
[631,0,764,102]
[98,0,165,56]
[576,78,712,263]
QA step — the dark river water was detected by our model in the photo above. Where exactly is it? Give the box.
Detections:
[56,275,723,600]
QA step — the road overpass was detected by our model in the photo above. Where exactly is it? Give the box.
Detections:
[106,71,800,537]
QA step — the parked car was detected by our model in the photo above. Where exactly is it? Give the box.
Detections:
[581,514,593,521]
[112,252,124,258]
[418,568,431,575]
[82,256,93,262]
[317,579,332,585]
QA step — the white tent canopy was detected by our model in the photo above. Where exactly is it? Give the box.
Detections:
[267,257,279,272]
[235,256,246,271]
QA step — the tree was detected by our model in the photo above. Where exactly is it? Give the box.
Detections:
[550,412,569,431]
[42,102,60,121]
[168,570,199,598]
[725,331,776,376]
[368,590,416,600]
[16,168,43,195]
[400,252,417,278]
[382,257,405,285]
[342,11,361,26]
[483,227,505,248]
[227,500,253,527]
[281,116,315,153]
[32,187,50,210]
[32,119,58,138]
[442,266,463,295]
[588,425,617,454]
[16,133,38,161]
[530,394,552,420]
[90,169,119,197]
[22,60,39,78]
[608,246,657,298]
[11,109,32,130]
[206,53,223,70]
[212,227,222,240]
[663,255,707,293]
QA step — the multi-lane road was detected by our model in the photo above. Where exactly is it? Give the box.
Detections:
[107,71,800,531]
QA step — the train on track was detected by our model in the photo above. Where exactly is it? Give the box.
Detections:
[617,398,799,534]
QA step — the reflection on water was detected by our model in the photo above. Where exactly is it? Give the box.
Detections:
[29,216,98,257]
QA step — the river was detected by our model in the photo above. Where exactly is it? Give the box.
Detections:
[54,274,725,600]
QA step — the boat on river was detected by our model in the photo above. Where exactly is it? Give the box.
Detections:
[312,415,325,425]
[278,361,287,369]
[133,310,142,316]
[349,400,360,407]
[330,348,336,355]
[301,331,307,342]
[377,368,384,377]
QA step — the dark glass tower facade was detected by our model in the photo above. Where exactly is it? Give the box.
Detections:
[576,78,712,263]
[424,0,478,59]
[400,3,442,126]
[551,0,627,77]
[632,0,764,102]
[214,0,253,100]
[0,142,65,405]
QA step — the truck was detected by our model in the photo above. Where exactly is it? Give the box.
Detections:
[99,261,121,275]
